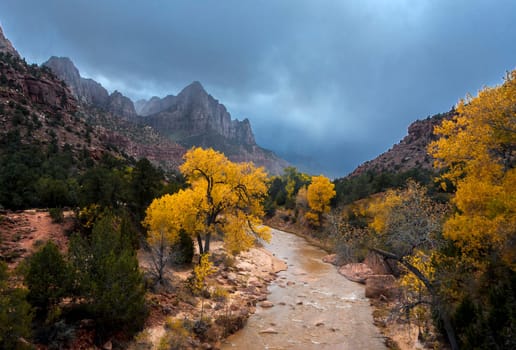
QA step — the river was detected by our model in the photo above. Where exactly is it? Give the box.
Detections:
[222,228,386,349]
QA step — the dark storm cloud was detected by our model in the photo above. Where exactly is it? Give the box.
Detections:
[1,0,515,177]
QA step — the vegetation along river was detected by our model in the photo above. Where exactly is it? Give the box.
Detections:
[222,228,386,349]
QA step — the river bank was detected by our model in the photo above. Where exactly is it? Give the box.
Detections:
[222,228,386,349]
[264,213,437,350]
[131,240,287,349]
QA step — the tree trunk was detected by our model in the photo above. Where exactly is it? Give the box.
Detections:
[438,304,459,350]
[204,232,211,253]
[371,247,459,350]
[197,234,204,256]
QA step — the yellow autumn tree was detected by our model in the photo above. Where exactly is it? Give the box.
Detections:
[305,175,336,226]
[143,190,199,281]
[366,181,456,349]
[428,69,516,270]
[145,147,271,259]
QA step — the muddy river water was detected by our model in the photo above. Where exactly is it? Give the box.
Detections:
[222,228,386,349]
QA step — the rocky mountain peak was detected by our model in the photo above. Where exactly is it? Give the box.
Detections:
[144,80,256,146]
[107,90,137,121]
[44,56,108,105]
[44,56,80,84]
[179,80,206,96]
[0,25,20,58]
[347,111,455,178]
[43,56,136,120]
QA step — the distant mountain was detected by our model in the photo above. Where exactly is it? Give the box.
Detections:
[43,54,287,174]
[0,31,185,172]
[138,81,288,174]
[141,82,255,145]
[347,111,454,178]
[135,94,177,116]
[43,56,138,121]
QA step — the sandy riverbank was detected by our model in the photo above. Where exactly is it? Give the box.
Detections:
[132,240,287,349]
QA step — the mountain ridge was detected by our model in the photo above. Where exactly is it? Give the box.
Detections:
[32,53,287,174]
[346,111,455,178]
[43,56,138,121]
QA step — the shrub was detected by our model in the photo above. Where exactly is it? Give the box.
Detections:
[48,207,64,223]
[69,215,147,338]
[211,286,228,302]
[170,229,194,265]
[24,241,69,311]
[158,318,191,350]
[0,261,33,350]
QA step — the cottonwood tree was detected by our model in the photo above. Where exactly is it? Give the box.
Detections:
[145,147,271,258]
[305,175,336,227]
[428,70,516,348]
[367,181,457,349]
[143,190,199,281]
[429,70,516,270]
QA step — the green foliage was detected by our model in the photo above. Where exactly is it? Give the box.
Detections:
[171,229,194,265]
[69,215,147,336]
[0,261,33,350]
[23,242,69,311]
[265,167,310,211]
[77,155,128,208]
[48,208,64,223]
[0,127,181,213]
[333,168,442,206]
[443,262,516,349]
[128,158,166,223]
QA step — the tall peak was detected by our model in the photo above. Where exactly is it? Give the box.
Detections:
[180,81,208,96]
[44,56,80,78]
[0,25,20,58]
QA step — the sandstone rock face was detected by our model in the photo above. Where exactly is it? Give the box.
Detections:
[80,77,109,107]
[43,56,109,106]
[136,94,177,116]
[348,111,454,177]
[139,81,288,174]
[365,274,399,300]
[107,90,137,121]
[43,56,136,120]
[0,26,20,58]
[142,81,256,146]
[0,57,76,113]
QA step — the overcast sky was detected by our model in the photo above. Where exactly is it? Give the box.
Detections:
[1,1,515,177]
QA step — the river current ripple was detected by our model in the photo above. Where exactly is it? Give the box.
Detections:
[222,228,387,349]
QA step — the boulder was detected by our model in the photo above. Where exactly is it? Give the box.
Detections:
[259,301,274,308]
[322,254,337,265]
[365,274,399,300]
[338,263,374,284]
[364,251,400,276]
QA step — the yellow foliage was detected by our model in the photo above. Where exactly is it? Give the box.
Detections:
[366,181,446,257]
[192,253,216,294]
[367,190,402,233]
[306,175,336,226]
[304,211,320,226]
[399,250,436,292]
[429,70,516,270]
[78,204,103,230]
[146,147,271,256]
